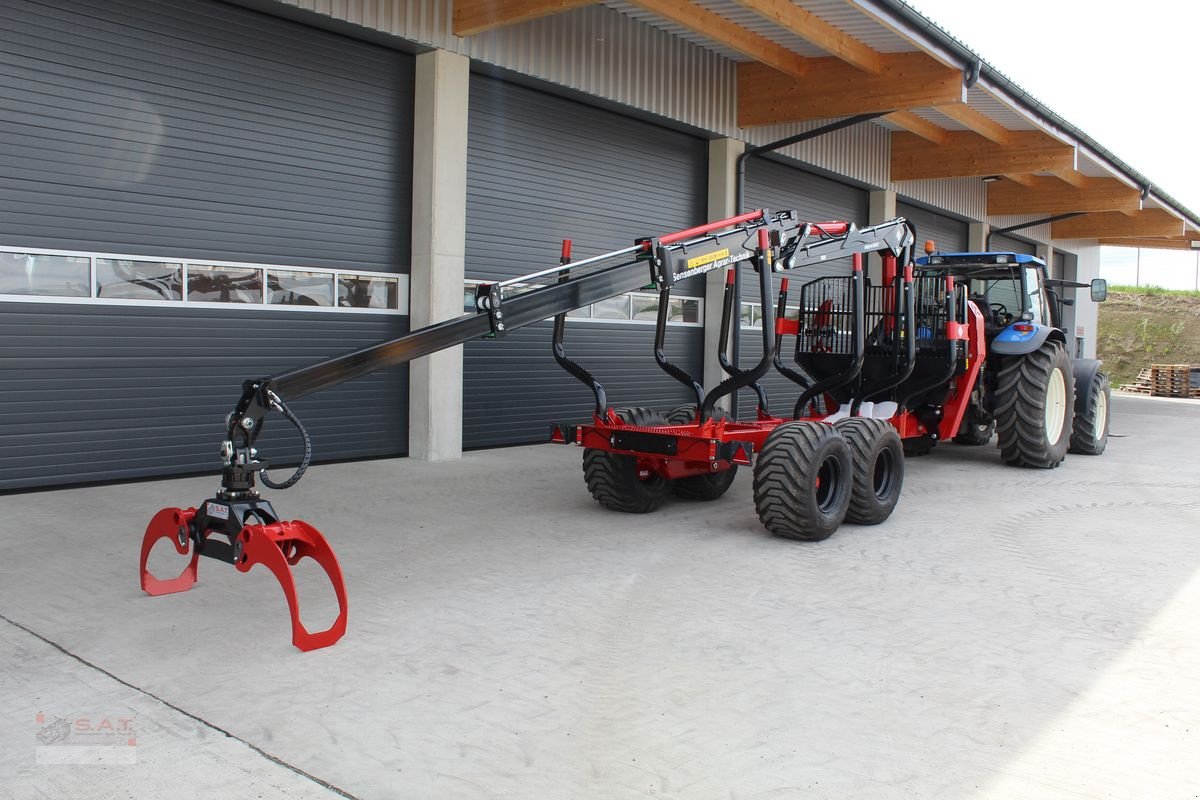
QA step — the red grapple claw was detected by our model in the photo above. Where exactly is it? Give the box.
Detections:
[236,520,348,652]
[140,507,200,595]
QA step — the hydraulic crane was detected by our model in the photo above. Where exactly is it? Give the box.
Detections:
[140,209,915,650]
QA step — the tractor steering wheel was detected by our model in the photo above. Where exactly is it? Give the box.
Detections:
[989,302,1011,326]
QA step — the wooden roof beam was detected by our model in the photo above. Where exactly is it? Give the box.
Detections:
[932,103,1011,144]
[629,0,813,79]
[1099,237,1200,251]
[1052,210,1186,240]
[738,54,964,127]
[1002,174,1038,187]
[453,0,594,36]
[885,111,948,145]
[987,176,1142,216]
[731,0,884,73]
[891,131,1074,181]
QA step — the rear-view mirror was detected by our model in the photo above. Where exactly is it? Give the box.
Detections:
[1090,278,1108,302]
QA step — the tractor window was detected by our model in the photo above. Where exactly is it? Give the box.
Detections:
[979,275,1022,317]
[1025,266,1048,324]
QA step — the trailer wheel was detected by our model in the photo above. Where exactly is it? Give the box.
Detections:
[953,419,995,446]
[665,404,738,501]
[994,340,1074,469]
[1069,371,1110,456]
[582,408,670,513]
[753,421,851,541]
[834,418,904,525]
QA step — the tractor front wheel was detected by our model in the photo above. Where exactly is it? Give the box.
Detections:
[582,408,671,513]
[835,418,905,525]
[753,422,852,541]
[994,340,1074,469]
[1069,371,1111,455]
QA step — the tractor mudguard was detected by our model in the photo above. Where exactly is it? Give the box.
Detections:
[1071,358,1104,414]
[989,323,1065,356]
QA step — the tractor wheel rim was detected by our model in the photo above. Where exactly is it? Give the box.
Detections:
[873,448,896,500]
[1045,368,1067,444]
[815,454,841,512]
[1095,386,1108,437]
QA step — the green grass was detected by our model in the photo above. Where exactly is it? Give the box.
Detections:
[1107,284,1200,298]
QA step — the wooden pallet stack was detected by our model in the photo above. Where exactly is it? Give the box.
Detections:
[1150,364,1192,397]
[1118,365,1200,398]
[1118,368,1152,394]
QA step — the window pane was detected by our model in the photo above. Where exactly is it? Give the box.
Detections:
[0,252,90,297]
[592,296,630,319]
[96,258,182,300]
[188,265,262,304]
[670,298,701,323]
[632,295,659,321]
[740,303,758,328]
[268,269,334,307]
[567,305,591,319]
[341,274,399,309]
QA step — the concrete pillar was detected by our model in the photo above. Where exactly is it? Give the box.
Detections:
[1036,243,1055,277]
[867,190,897,284]
[409,49,469,461]
[968,222,990,252]
[703,138,745,411]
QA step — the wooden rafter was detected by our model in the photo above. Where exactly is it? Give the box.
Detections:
[987,176,1141,216]
[629,0,812,79]
[1052,210,1185,240]
[738,54,964,127]
[1002,174,1038,187]
[453,0,594,36]
[730,0,883,73]
[932,103,1011,144]
[884,111,947,145]
[891,131,1074,181]
[1050,169,1089,188]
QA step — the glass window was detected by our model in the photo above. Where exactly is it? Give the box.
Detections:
[632,295,660,321]
[0,252,90,297]
[187,265,262,304]
[567,305,591,319]
[592,296,630,320]
[96,258,182,301]
[669,297,701,323]
[268,269,334,307]
[740,302,759,328]
[341,274,399,310]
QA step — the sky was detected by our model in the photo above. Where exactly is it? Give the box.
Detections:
[904,0,1200,289]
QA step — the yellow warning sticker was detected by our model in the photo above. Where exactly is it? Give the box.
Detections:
[687,248,730,269]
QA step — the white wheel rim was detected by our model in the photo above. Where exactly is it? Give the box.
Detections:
[1095,386,1108,437]
[1045,368,1067,444]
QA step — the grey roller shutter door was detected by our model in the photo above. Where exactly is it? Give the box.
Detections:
[0,0,414,490]
[463,77,706,448]
[898,202,968,253]
[739,158,868,419]
[990,233,1037,256]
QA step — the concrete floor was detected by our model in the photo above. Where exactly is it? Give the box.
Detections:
[1,393,1199,799]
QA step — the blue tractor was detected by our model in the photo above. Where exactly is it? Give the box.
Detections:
[911,250,1111,467]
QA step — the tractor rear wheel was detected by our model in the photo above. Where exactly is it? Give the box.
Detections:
[834,418,904,525]
[753,421,852,541]
[1069,371,1111,455]
[665,404,738,501]
[994,340,1074,469]
[582,408,670,513]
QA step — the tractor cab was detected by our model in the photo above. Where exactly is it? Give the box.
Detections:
[914,251,1054,344]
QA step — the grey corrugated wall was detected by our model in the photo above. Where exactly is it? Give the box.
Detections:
[739,158,869,420]
[462,76,706,447]
[0,0,414,489]
[898,201,969,254]
[990,232,1037,256]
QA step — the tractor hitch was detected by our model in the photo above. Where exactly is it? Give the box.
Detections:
[139,500,348,652]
